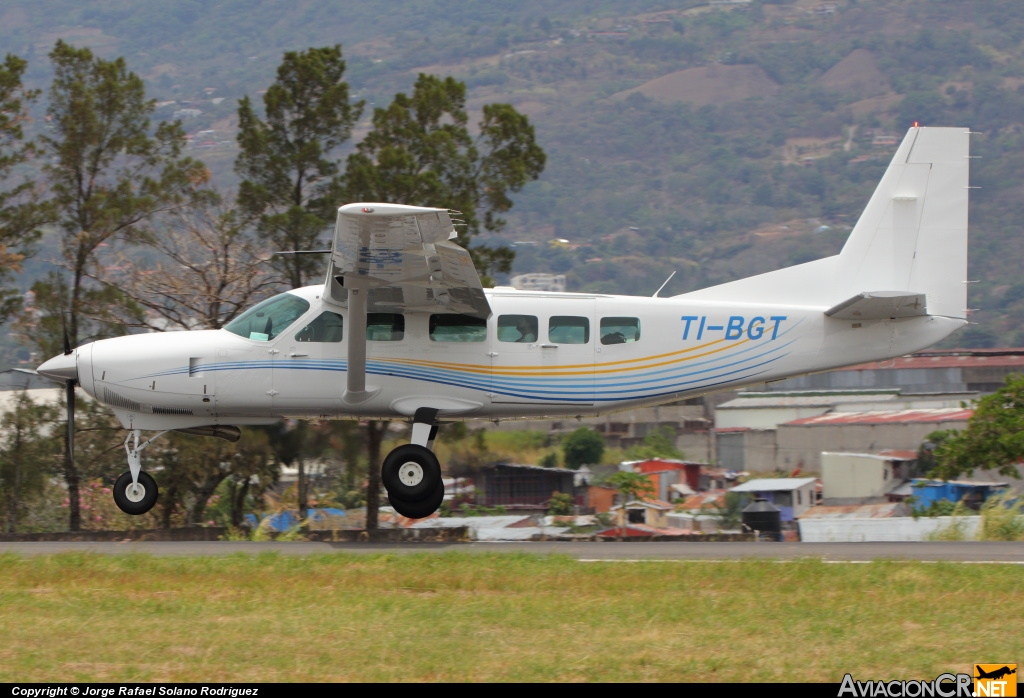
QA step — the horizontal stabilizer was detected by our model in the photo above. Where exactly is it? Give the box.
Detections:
[825,291,927,320]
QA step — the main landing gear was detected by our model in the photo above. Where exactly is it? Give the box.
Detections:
[383,409,445,519]
[113,429,165,515]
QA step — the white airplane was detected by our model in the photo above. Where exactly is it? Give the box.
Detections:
[37,126,971,519]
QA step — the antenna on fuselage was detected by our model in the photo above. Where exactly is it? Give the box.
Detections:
[652,271,677,298]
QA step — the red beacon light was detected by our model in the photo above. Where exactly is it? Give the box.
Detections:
[362,207,375,213]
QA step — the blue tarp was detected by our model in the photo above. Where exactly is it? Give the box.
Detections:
[910,479,1008,510]
[245,507,346,531]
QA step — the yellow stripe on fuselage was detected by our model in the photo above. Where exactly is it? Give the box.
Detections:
[373,338,748,377]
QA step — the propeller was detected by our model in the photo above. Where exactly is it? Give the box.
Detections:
[62,320,74,467]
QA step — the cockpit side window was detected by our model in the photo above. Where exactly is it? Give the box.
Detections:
[223,293,311,341]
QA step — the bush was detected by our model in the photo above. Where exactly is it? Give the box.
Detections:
[977,492,1024,541]
[562,428,605,469]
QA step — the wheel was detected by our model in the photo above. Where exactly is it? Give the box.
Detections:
[381,444,441,500]
[113,471,159,515]
[388,480,445,520]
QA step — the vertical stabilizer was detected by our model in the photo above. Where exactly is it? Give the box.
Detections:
[834,126,970,319]
[676,126,970,318]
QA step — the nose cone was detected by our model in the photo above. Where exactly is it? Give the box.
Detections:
[37,351,78,383]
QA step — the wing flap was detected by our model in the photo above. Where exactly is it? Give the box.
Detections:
[825,291,927,320]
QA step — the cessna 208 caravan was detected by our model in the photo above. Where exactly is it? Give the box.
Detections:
[37,126,971,519]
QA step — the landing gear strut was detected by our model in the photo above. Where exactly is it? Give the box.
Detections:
[113,429,165,515]
[383,409,445,519]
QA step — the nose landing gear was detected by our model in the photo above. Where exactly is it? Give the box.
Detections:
[113,429,166,516]
[113,471,159,515]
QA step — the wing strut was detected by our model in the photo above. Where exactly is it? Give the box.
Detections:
[343,277,379,405]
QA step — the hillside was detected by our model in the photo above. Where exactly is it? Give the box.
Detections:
[5,0,1024,361]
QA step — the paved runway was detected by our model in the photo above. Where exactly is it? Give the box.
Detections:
[1,540,1023,561]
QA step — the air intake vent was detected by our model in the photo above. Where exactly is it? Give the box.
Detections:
[103,388,141,412]
[153,406,194,416]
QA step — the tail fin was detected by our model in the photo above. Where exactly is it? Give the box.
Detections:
[833,126,970,319]
[677,126,970,319]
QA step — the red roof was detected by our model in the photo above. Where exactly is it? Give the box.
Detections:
[784,409,973,426]
[836,349,1024,371]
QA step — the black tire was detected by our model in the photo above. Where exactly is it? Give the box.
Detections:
[388,480,445,519]
[113,471,159,515]
[381,444,441,500]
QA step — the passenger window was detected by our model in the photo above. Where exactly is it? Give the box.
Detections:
[497,315,538,343]
[601,317,641,345]
[429,314,487,342]
[549,316,590,344]
[367,313,405,341]
[295,312,344,343]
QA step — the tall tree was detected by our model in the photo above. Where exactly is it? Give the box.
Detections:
[33,40,210,530]
[35,39,211,352]
[344,73,546,279]
[0,391,60,533]
[235,45,363,288]
[0,53,50,325]
[932,374,1024,480]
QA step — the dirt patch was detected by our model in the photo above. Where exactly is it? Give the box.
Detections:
[817,49,891,99]
[613,64,780,107]
[846,93,903,118]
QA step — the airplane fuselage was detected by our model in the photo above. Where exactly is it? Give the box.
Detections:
[73,284,962,432]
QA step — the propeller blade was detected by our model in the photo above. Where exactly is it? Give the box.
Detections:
[66,379,75,463]
[62,316,71,355]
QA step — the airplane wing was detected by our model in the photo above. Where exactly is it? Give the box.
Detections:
[325,203,492,405]
[327,203,491,320]
[825,291,927,321]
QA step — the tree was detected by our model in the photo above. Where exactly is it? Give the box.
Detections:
[341,74,544,529]
[99,195,280,332]
[236,45,363,288]
[37,40,211,352]
[931,375,1024,480]
[0,53,50,325]
[562,427,605,469]
[0,391,60,533]
[32,40,209,531]
[343,73,546,279]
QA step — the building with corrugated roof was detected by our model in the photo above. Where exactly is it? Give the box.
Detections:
[729,477,819,521]
[748,347,1024,394]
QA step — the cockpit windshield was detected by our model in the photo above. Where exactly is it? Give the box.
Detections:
[223,293,311,341]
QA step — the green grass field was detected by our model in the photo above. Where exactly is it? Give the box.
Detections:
[0,552,1020,682]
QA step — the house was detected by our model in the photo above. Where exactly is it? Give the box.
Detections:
[474,463,578,510]
[609,498,673,528]
[820,451,917,502]
[728,477,818,521]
